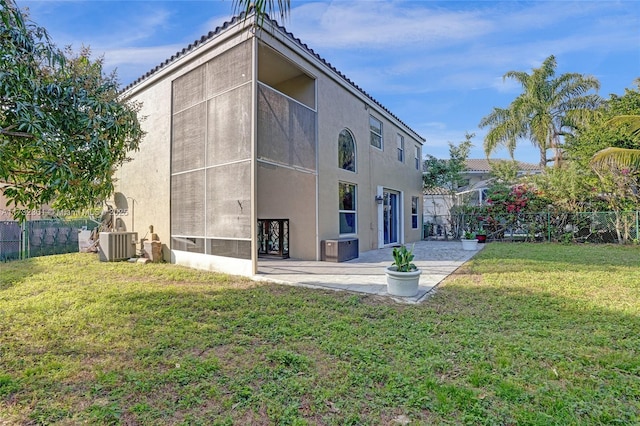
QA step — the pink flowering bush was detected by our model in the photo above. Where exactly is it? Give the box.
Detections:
[479,183,548,236]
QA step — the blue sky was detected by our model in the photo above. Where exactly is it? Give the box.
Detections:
[17,0,640,163]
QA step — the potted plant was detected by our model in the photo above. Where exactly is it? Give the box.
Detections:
[475,229,487,244]
[461,230,479,251]
[385,245,421,297]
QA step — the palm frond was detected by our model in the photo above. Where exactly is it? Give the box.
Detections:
[590,147,640,170]
[605,115,640,137]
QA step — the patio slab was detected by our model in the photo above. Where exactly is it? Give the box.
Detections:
[255,240,483,304]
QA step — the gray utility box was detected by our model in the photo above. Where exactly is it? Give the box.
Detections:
[321,238,358,262]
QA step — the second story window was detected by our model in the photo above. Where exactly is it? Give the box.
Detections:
[414,145,421,170]
[397,134,404,162]
[338,129,356,172]
[369,116,383,150]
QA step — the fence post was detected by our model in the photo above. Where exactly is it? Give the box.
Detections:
[20,221,27,259]
[547,211,551,242]
[636,211,639,242]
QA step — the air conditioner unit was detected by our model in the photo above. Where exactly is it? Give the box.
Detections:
[99,232,138,261]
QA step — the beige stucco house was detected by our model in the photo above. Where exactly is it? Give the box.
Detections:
[112,12,425,276]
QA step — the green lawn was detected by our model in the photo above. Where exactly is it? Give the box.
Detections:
[1,243,638,425]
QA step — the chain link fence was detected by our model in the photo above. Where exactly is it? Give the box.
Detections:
[424,211,640,244]
[0,218,95,261]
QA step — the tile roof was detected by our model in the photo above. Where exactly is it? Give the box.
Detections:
[423,187,451,195]
[121,10,424,142]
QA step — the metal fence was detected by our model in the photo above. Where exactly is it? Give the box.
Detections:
[424,211,640,244]
[0,218,95,261]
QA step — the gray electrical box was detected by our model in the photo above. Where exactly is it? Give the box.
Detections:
[321,238,358,262]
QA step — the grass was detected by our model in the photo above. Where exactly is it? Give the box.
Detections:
[0,243,639,425]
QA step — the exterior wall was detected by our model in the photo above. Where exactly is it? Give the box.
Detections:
[0,190,55,220]
[115,17,424,271]
[467,172,490,188]
[113,77,173,257]
[115,31,254,274]
[257,164,316,260]
[423,194,452,218]
[315,76,423,253]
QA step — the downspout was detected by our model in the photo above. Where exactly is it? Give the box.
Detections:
[250,24,258,275]
[314,78,320,260]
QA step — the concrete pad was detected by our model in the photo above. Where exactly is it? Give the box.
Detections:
[255,240,483,304]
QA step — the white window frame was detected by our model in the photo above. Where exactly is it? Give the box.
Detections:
[369,116,383,150]
[414,145,421,170]
[411,196,419,229]
[397,134,404,162]
[339,182,357,235]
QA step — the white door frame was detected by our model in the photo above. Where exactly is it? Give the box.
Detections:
[377,186,404,248]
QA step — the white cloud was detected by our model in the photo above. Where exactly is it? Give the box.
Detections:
[102,44,186,70]
[290,1,494,50]
[286,0,639,97]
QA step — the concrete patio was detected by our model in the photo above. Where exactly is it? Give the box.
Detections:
[256,240,484,304]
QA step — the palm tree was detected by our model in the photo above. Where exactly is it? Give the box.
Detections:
[590,115,640,169]
[479,55,601,168]
[233,0,290,24]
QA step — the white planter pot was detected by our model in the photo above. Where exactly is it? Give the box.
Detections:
[461,238,479,251]
[385,266,421,297]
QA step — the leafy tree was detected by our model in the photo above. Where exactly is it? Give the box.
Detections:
[566,82,640,167]
[0,0,144,221]
[586,113,640,241]
[422,132,473,192]
[527,163,602,212]
[479,55,601,168]
[423,133,473,239]
[488,159,520,185]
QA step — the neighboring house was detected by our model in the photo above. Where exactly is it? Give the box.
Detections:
[422,159,542,231]
[456,159,541,205]
[0,184,53,220]
[112,12,425,276]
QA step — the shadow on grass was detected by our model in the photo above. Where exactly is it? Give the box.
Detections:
[0,257,46,291]
[74,281,640,422]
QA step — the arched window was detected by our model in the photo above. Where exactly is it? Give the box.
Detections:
[338,129,356,172]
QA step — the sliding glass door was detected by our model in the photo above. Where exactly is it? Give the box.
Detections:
[383,191,399,245]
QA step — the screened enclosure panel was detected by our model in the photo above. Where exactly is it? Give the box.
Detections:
[172,103,206,173]
[172,65,206,113]
[171,170,205,236]
[208,238,251,259]
[206,41,252,98]
[257,85,317,171]
[171,40,253,258]
[207,84,251,167]
[205,161,251,239]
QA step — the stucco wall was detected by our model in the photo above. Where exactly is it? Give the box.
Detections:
[256,164,316,260]
[113,78,172,257]
[114,32,252,265]
[115,19,424,271]
[315,75,423,253]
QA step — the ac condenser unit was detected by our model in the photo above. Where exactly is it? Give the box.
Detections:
[99,232,138,261]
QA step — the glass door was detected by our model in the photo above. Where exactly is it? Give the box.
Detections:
[383,191,399,245]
